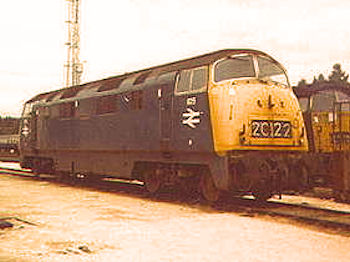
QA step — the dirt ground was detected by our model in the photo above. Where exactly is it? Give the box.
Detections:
[1,169,350,262]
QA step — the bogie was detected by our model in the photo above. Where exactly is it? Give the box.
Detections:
[200,172,221,202]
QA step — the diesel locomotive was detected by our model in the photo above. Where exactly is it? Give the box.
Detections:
[19,49,308,201]
[296,83,350,201]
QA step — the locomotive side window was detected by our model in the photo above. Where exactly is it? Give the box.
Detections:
[98,78,126,92]
[96,95,118,115]
[46,92,60,102]
[60,86,80,99]
[120,91,144,111]
[214,55,255,82]
[134,72,151,85]
[38,106,50,118]
[59,102,76,118]
[130,90,143,110]
[49,104,60,118]
[257,56,289,87]
[311,91,335,112]
[175,66,208,95]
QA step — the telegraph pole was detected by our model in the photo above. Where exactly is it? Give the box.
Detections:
[64,0,83,87]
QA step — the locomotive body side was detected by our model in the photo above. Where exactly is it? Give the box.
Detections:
[19,49,308,201]
[19,68,216,183]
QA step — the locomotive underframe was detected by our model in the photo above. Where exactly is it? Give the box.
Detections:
[21,148,306,200]
[301,151,350,201]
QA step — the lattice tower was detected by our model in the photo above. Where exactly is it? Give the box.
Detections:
[64,0,83,87]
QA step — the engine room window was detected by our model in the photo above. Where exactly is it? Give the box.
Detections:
[257,56,289,87]
[120,91,143,111]
[176,66,208,95]
[96,95,118,115]
[130,90,143,110]
[39,106,50,118]
[134,72,151,85]
[98,78,126,92]
[59,102,75,118]
[60,87,81,99]
[214,55,255,82]
[46,92,60,102]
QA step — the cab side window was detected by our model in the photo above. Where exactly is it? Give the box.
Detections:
[175,66,208,95]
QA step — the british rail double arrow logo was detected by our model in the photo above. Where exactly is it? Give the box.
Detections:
[182,108,201,128]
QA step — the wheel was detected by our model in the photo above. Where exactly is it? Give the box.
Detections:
[32,159,41,178]
[178,176,200,195]
[252,160,273,201]
[144,171,161,194]
[200,172,220,202]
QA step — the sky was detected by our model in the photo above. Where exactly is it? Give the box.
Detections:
[1,0,350,116]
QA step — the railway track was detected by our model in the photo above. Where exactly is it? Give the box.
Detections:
[214,197,350,235]
[1,163,350,235]
[0,165,34,177]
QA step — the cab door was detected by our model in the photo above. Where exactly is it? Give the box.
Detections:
[172,66,211,153]
[158,72,176,155]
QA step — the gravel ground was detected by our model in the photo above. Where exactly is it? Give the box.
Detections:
[0,169,350,262]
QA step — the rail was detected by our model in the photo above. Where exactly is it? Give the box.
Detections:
[1,163,350,235]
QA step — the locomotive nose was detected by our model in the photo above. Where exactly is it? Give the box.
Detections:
[256,94,278,110]
[244,84,306,148]
[209,80,307,153]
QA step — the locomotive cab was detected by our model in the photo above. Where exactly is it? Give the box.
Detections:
[203,52,308,200]
[19,101,37,169]
[208,53,307,153]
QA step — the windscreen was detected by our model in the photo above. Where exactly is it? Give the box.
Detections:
[257,56,289,87]
[214,55,255,82]
[311,91,335,112]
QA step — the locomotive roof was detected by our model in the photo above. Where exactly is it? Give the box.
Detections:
[294,82,350,98]
[27,48,275,104]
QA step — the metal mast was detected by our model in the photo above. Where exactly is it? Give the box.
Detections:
[64,0,83,87]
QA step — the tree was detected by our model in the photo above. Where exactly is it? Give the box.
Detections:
[295,79,307,89]
[318,73,325,81]
[328,63,349,83]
